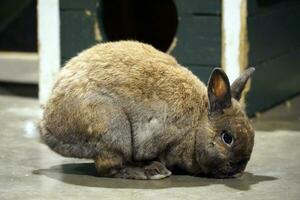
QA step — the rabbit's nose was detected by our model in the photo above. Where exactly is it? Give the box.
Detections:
[228,159,248,175]
[232,172,244,178]
[227,167,245,177]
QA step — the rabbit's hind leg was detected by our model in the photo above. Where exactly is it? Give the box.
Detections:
[87,100,171,179]
[40,97,133,160]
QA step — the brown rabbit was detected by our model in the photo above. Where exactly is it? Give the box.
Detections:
[39,41,255,179]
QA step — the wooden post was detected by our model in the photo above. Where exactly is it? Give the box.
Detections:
[222,0,248,83]
[38,0,61,105]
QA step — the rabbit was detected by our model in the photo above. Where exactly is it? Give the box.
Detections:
[39,41,255,180]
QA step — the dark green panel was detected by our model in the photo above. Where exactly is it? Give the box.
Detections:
[174,0,221,15]
[0,0,37,52]
[0,0,32,32]
[248,0,299,16]
[186,65,214,84]
[59,1,222,66]
[246,48,300,116]
[248,3,300,65]
[60,0,98,10]
[171,15,221,66]
[61,57,71,66]
[60,10,98,62]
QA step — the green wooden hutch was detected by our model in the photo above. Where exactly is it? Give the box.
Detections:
[39,0,300,116]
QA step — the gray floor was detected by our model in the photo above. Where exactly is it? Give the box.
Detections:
[0,94,299,200]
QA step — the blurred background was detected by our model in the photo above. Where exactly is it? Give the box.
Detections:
[0,0,38,96]
[0,0,300,199]
[0,0,299,116]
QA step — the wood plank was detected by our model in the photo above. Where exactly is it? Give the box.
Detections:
[60,0,221,14]
[246,48,300,116]
[185,65,214,84]
[247,3,300,65]
[0,0,32,32]
[222,0,248,83]
[60,0,97,10]
[171,15,221,66]
[0,52,38,84]
[174,0,221,15]
[0,0,37,52]
[248,0,299,16]
[59,2,221,65]
[60,10,98,61]
[38,0,60,104]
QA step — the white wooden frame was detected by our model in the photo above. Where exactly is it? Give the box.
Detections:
[222,0,248,83]
[38,0,61,105]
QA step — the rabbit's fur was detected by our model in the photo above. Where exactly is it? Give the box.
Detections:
[40,41,255,179]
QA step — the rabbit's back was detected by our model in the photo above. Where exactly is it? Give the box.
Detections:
[42,41,209,160]
[55,41,208,112]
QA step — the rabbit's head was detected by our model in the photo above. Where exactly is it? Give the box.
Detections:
[195,68,255,178]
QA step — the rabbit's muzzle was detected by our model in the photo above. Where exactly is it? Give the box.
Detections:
[200,157,249,179]
[215,158,249,178]
[228,159,248,176]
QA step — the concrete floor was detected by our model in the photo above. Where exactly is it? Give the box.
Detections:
[0,94,300,200]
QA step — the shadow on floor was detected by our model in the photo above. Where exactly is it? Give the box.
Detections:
[0,81,38,98]
[33,162,277,191]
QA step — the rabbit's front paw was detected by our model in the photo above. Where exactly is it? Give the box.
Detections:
[115,166,148,180]
[144,161,171,180]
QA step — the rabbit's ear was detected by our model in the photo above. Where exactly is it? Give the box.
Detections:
[207,68,232,114]
[231,67,255,101]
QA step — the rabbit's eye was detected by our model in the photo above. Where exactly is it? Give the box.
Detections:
[221,131,234,146]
